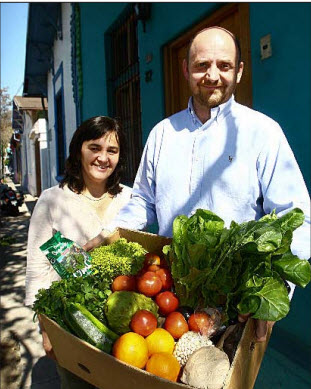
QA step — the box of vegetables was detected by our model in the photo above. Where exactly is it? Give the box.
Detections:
[36,208,311,389]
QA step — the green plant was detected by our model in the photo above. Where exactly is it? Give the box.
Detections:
[33,275,111,327]
[165,208,311,322]
[90,238,146,283]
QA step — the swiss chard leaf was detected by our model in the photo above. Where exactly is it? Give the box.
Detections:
[270,207,305,235]
[272,252,311,288]
[253,226,283,252]
[236,275,290,321]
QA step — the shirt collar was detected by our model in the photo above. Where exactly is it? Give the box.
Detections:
[187,95,235,125]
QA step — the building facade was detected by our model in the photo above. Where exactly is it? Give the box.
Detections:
[21,3,311,388]
[12,97,48,196]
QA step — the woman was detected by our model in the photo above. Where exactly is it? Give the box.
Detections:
[25,116,132,388]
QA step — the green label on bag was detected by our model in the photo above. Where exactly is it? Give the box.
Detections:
[40,231,92,279]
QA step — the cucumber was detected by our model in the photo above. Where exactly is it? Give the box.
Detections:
[64,302,119,353]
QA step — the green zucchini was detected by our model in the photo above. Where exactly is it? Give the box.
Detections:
[64,302,119,353]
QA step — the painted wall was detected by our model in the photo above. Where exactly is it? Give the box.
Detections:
[248,4,311,389]
[79,3,127,120]
[249,2,310,191]
[37,118,49,192]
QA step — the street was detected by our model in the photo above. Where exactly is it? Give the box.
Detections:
[0,180,60,389]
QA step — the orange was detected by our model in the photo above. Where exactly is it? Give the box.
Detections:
[146,352,181,382]
[112,332,149,369]
[145,328,175,356]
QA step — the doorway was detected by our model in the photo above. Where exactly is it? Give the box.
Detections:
[163,3,252,116]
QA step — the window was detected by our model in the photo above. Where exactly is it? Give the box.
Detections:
[106,5,142,185]
[55,92,66,176]
[53,63,66,179]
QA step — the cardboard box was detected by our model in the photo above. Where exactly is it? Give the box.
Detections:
[40,228,271,389]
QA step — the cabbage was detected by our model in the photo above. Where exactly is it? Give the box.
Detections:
[105,291,158,334]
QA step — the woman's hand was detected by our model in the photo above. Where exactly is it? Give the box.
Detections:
[82,231,110,251]
[38,316,56,360]
[238,313,275,342]
[41,329,56,360]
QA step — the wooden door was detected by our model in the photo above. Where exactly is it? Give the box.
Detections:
[164,3,252,116]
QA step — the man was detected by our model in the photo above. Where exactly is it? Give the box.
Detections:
[84,27,310,341]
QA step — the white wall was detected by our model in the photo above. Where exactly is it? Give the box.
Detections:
[47,3,77,187]
[20,112,49,196]
[21,112,36,196]
[37,118,49,191]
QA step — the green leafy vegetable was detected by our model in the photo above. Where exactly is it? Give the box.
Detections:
[90,238,146,283]
[272,252,311,288]
[166,208,310,322]
[33,275,111,327]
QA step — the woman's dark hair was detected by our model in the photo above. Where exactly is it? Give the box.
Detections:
[60,116,126,195]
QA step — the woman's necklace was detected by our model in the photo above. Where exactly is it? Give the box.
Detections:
[80,192,109,201]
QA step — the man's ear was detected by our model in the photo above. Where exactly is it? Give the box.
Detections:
[236,62,244,84]
[182,58,189,81]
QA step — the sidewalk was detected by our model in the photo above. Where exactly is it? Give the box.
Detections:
[0,179,61,389]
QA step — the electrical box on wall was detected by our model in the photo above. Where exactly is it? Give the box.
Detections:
[260,34,272,60]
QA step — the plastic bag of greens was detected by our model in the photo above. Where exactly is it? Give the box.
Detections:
[40,231,92,279]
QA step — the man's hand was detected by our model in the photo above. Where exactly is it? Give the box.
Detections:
[82,232,108,252]
[238,313,275,342]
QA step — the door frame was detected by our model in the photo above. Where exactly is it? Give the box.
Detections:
[163,3,252,116]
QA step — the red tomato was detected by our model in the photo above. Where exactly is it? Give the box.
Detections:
[137,271,162,297]
[144,253,161,267]
[155,291,179,316]
[146,264,161,272]
[164,311,189,339]
[112,275,136,292]
[188,312,213,335]
[130,309,158,337]
[155,268,173,290]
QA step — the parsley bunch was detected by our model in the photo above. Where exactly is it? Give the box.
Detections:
[33,275,111,327]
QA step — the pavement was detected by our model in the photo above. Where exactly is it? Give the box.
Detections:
[0,178,61,389]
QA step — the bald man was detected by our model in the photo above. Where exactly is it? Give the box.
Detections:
[85,27,310,341]
[183,27,244,123]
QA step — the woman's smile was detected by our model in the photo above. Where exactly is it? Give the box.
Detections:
[81,132,120,188]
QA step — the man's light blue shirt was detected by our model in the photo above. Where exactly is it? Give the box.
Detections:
[108,96,310,260]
